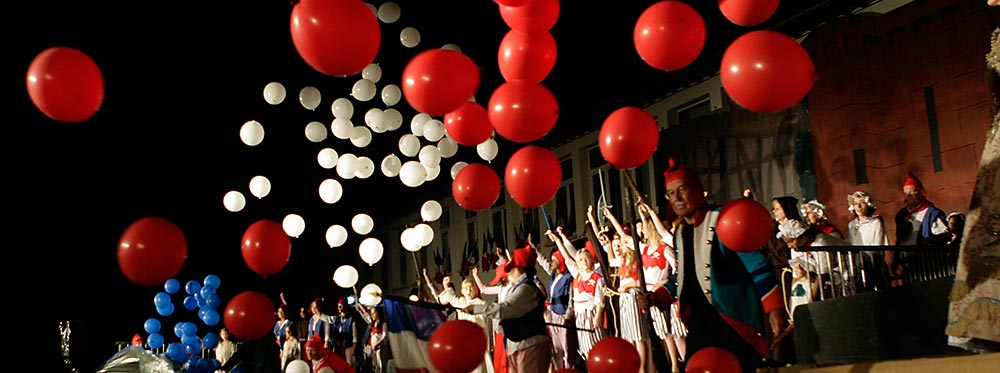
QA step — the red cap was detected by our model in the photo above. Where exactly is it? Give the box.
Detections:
[903,171,924,190]
[489,262,508,286]
[305,334,326,351]
[551,250,567,273]
[504,244,537,273]
[662,157,702,190]
[583,241,598,259]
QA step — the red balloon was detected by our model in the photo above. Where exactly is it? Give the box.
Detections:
[634,1,706,71]
[599,107,660,169]
[444,101,493,147]
[716,198,773,252]
[505,146,561,209]
[241,220,292,277]
[290,0,380,77]
[26,47,104,123]
[720,30,817,113]
[117,217,187,287]
[453,163,501,211]
[499,0,560,33]
[488,80,559,143]
[719,0,780,27]
[552,370,580,373]
[498,29,557,83]
[687,347,742,373]
[428,320,488,373]
[586,337,641,373]
[402,49,481,116]
[223,290,276,341]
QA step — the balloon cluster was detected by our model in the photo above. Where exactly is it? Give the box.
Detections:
[144,275,225,367]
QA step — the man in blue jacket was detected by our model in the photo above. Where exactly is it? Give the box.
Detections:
[649,158,787,372]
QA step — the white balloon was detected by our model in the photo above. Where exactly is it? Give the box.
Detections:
[355,156,375,179]
[401,228,421,252]
[399,161,427,187]
[421,200,442,222]
[441,43,462,53]
[331,118,354,140]
[381,154,402,177]
[450,161,468,179]
[383,108,404,131]
[326,224,349,248]
[319,179,343,204]
[365,108,388,133]
[359,283,383,305]
[359,238,384,266]
[377,1,401,23]
[337,153,359,179]
[263,82,286,105]
[317,148,339,169]
[423,119,445,142]
[286,360,311,373]
[410,113,431,137]
[223,191,246,212]
[477,138,498,162]
[352,79,377,102]
[418,145,441,168]
[365,2,377,16]
[381,84,401,107]
[437,136,458,158]
[400,27,421,48]
[240,120,265,146]
[350,126,372,148]
[333,265,359,288]
[413,223,434,246]
[424,165,441,181]
[352,213,374,235]
[398,134,420,157]
[299,86,321,110]
[305,121,328,143]
[283,214,306,238]
[249,175,271,199]
[362,63,382,83]
[332,97,354,119]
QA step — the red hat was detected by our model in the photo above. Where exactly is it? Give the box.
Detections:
[583,241,598,260]
[903,171,924,190]
[662,157,702,191]
[550,250,567,273]
[504,244,536,273]
[305,334,326,351]
[489,261,509,286]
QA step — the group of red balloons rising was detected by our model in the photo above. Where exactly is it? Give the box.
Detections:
[633,0,815,114]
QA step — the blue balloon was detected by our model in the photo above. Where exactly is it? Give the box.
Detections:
[156,302,174,317]
[181,334,200,350]
[182,321,197,336]
[164,278,181,294]
[165,342,185,360]
[199,285,215,299]
[183,295,198,311]
[144,318,161,334]
[147,332,164,349]
[202,332,219,349]
[201,308,220,326]
[153,292,171,309]
[174,322,185,338]
[203,274,221,289]
[185,280,201,295]
[204,294,222,309]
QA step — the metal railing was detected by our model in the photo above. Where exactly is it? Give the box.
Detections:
[785,245,958,303]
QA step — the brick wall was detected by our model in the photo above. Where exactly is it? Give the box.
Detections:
[803,0,995,242]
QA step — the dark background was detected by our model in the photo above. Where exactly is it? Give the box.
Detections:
[3,0,852,370]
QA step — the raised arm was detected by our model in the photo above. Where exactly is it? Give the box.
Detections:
[639,201,674,245]
[556,226,578,259]
[603,206,634,250]
[471,267,486,293]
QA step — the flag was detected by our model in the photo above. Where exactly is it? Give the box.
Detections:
[383,295,450,373]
